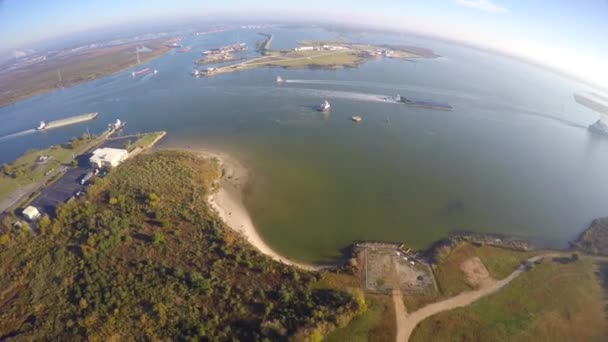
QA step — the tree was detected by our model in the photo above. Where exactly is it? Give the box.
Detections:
[152,232,165,246]
[571,253,579,261]
[0,234,9,245]
[38,215,51,234]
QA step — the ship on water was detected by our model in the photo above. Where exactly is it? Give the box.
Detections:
[574,93,608,136]
[131,68,158,78]
[390,94,453,111]
[179,46,192,53]
[108,119,126,130]
[35,112,98,131]
[317,100,331,112]
[276,75,284,84]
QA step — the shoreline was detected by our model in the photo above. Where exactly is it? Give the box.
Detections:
[159,145,598,273]
[0,42,170,109]
[165,146,327,271]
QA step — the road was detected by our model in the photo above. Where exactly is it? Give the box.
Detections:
[0,166,67,214]
[395,255,547,341]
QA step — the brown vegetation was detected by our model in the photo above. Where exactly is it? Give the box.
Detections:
[0,39,170,108]
[0,151,364,340]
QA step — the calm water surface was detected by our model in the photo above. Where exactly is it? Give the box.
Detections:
[1,28,607,263]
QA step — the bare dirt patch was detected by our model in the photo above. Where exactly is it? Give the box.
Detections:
[460,257,494,288]
[356,244,437,295]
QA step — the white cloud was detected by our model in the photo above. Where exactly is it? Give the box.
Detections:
[455,0,511,14]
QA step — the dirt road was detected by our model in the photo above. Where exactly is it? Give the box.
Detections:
[395,255,546,341]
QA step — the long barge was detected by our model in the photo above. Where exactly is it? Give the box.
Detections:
[36,112,98,131]
[398,95,453,111]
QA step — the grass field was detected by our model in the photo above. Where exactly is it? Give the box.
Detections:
[312,271,398,341]
[325,296,386,342]
[401,242,536,311]
[433,242,537,297]
[214,50,367,75]
[411,257,608,341]
[124,132,165,152]
[0,40,170,108]
[261,51,365,68]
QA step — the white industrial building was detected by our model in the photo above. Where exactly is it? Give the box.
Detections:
[22,206,41,221]
[89,147,128,168]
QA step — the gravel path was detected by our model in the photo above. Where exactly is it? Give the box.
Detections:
[395,255,546,341]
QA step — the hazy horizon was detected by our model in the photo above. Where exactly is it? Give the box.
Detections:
[1,0,607,89]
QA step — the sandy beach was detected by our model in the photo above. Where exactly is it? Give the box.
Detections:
[165,145,323,271]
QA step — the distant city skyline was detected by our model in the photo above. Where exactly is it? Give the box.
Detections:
[1,0,606,88]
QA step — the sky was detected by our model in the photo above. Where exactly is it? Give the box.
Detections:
[0,0,607,88]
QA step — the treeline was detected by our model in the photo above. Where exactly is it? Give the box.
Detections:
[0,150,363,340]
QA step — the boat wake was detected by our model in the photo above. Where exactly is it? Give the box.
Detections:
[282,87,398,104]
[283,80,588,128]
[0,129,36,143]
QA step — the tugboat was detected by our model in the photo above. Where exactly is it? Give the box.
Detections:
[317,100,331,112]
[276,75,284,84]
[108,119,126,130]
[36,121,47,130]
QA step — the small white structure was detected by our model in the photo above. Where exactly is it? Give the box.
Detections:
[295,46,314,51]
[89,148,128,168]
[22,206,41,221]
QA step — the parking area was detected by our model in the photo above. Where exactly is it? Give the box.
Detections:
[26,135,140,217]
[30,167,90,216]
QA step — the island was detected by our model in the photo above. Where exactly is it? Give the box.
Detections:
[197,33,439,77]
[0,39,172,108]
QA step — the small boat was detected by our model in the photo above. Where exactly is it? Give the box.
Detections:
[179,46,192,53]
[351,116,362,123]
[108,119,126,130]
[36,121,46,130]
[192,69,201,77]
[276,75,284,84]
[317,100,331,112]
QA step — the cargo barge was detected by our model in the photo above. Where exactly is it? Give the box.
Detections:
[36,112,98,131]
[383,94,453,111]
[398,95,453,111]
